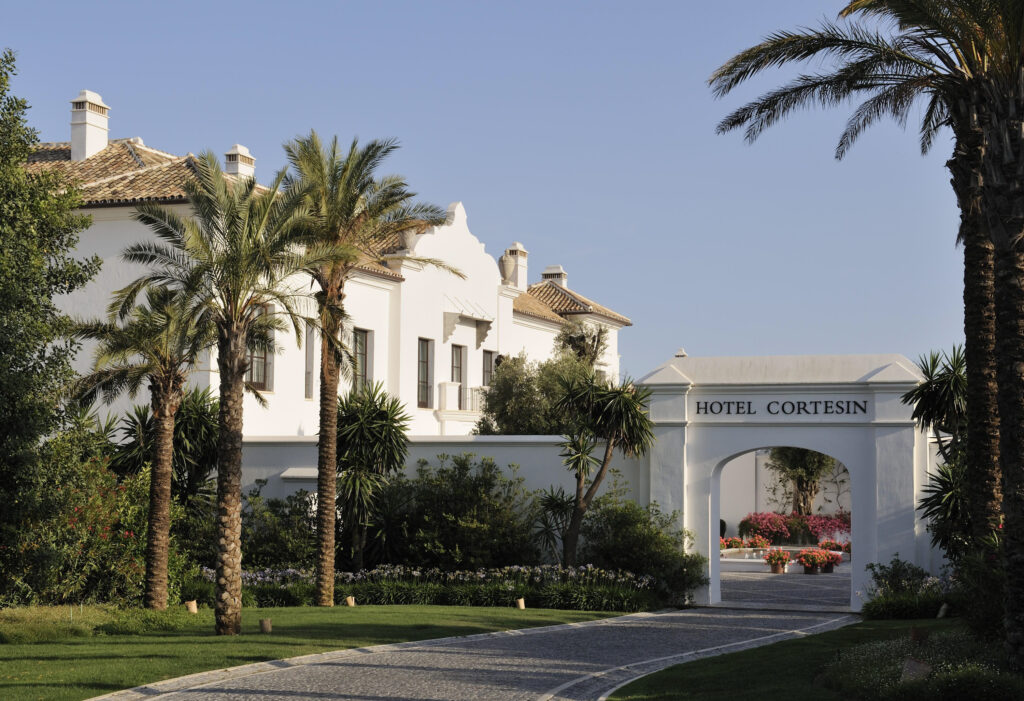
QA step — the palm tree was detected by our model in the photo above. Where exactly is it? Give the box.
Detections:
[336,383,410,571]
[555,376,655,566]
[284,132,450,605]
[710,0,1024,667]
[75,285,211,610]
[708,0,1002,546]
[117,152,343,634]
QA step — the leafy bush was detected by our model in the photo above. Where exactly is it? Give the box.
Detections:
[950,532,1005,639]
[1,430,186,607]
[241,481,317,569]
[861,555,949,620]
[738,511,850,545]
[377,454,540,569]
[580,497,707,605]
[738,512,790,542]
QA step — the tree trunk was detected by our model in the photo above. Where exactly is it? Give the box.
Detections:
[214,333,246,635]
[143,383,182,610]
[949,125,1002,540]
[979,80,1024,668]
[353,523,366,572]
[315,303,342,606]
[561,439,616,567]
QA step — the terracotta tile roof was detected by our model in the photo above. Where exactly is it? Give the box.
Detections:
[527,280,631,326]
[77,158,193,205]
[26,139,178,188]
[353,256,404,281]
[512,290,567,325]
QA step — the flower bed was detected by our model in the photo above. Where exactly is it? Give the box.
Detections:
[189,564,661,612]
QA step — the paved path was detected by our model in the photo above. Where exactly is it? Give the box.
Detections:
[720,570,851,609]
[98,608,855,701]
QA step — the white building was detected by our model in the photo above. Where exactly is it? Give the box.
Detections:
[29,90,631,435]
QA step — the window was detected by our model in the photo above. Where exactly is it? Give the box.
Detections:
[417,338,433,408]
[304,323,315,399]
[246,305,271,391]
[451,345,465,410]
[353,329,369,392]
[482,350,495,386]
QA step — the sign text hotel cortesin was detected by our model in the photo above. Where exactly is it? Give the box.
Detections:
[693,399,869,417]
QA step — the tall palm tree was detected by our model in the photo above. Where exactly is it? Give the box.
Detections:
[75,285,212,610]
[117,152,343,634]
[555,376,655,566]
[284,132,450,606]
[708,0,1002,543]
[711,0,1024,667]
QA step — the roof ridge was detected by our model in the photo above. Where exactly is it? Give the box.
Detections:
[533,280,591,312]
[82,156,187,187]
[130,141,181,160]
[123,142,147,169]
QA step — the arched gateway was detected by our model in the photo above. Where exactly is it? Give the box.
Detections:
[638,353,940,611]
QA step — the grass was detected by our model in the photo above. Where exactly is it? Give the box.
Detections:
[610,618,964,700]
[0,604,616,701]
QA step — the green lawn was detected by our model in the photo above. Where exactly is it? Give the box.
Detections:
[611,618,963,701]
[0,605,616,701]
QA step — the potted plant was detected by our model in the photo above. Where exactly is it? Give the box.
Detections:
[763,548,790,574]
[796,548,829,574]
[818,539,843,552]
[821,550,843,574]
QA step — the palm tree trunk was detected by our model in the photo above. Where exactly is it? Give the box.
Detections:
[980,83,1024,668]
[214,335,246,635]
[949,129,1002,540]
[144,387,181,610]
[315,321,341,606]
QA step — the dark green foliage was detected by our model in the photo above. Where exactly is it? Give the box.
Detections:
[0,49,98,581]
[861,590,947,620]
[861,554,948,621]
[952,535,1006,639]
[375,454,540,569]
[580,496,708,605]
[110,387,219,505]
[476,352,591,435]
[336,383,410,569]
[917,445,972,563]
[0,428,185,607]
[823,629,1024,701]
[901,347,966,462]
[241,481,317,570]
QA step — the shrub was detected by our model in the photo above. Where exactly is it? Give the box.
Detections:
[950,532,1005,639]
[738,512,790,542]
[580,497,707,605]
[241,481,317,570]
[379,454,539,570]
[861,554,949,620]
[720,536,743,549]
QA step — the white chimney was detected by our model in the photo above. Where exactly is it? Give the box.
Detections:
[224,144,255,178]
[70,90,109,161]
[503,242,529,291]
[542,264,568,288]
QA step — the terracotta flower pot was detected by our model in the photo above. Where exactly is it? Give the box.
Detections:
[770,563,785,575]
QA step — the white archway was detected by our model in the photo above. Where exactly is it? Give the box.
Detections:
[638,353,939,611]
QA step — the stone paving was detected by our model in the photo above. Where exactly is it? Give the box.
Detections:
[97,607,855,701]
[720,569,851,609]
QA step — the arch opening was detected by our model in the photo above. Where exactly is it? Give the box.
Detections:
[712,445,854,611]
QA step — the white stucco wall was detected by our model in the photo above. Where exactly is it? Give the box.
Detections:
[243,434,646,504]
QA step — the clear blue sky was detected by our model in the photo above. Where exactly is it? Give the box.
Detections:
[4,1,962,377]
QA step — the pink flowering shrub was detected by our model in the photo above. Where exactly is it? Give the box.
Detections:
[763,549,791,565]
[738,512,790,543]
[739,511,851,544]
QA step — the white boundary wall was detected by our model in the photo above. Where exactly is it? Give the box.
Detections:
[243,435,647,503]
